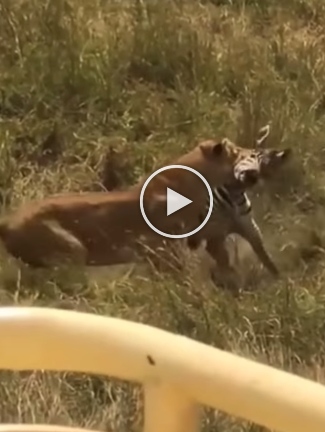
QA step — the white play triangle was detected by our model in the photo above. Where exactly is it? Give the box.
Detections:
[166,187,192,216]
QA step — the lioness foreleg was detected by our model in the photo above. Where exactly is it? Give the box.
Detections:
[206,235,241,294]
[42,219,88,267]
[12,219,88,268]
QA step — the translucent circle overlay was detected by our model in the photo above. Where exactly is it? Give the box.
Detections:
[139,164,213,239]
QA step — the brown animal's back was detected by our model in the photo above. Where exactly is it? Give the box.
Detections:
[0,189,179,266]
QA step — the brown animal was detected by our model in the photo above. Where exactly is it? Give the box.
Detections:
[0,137,259,269]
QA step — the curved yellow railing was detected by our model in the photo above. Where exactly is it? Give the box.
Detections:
[0,306,325,432]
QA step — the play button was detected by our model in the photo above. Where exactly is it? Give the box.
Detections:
[139,164,213,239]
[167,187,192,216]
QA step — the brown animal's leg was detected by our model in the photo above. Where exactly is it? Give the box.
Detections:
[44,220,88,267]
[206,235,240,294]
[7,219,87,268]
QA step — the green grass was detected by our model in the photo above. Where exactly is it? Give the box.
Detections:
[1,0,325,430]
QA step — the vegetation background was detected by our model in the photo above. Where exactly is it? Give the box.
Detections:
[1,0,325,430]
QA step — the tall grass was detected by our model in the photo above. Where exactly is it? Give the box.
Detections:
[1,0,325,430]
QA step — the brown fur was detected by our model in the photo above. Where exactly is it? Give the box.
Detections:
[0,138,256,269]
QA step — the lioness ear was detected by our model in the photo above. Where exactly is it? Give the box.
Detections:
[212,137,230,156]
[212,142,224,156]
[199,139,225,158]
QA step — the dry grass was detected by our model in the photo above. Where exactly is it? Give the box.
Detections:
[1,0,325,430]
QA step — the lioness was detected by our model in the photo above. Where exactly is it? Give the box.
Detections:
[0,137,258,269]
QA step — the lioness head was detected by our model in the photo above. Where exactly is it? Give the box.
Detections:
[198,137,254,187]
